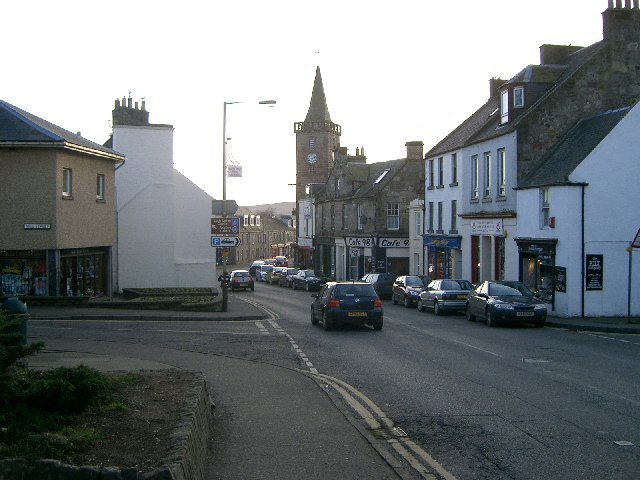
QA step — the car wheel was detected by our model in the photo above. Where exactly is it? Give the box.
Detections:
[403,297,411,308]
[392,294,398,305]
[434,301,441,316]
[373,318,383,331]
[486,309,498,327]
[322,312,332,331]
[311,307,319,325]
[417,299,425,312]
[466,305,476,322]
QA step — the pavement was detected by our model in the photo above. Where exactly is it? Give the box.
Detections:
[22,297,640,480]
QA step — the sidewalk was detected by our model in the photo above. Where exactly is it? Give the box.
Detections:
[26,296,640,334]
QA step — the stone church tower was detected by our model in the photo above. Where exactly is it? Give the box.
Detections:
[294,67,341,204]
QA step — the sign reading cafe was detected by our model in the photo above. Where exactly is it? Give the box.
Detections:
[346,237,375,247]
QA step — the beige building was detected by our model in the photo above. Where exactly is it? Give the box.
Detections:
[0,100,124,297]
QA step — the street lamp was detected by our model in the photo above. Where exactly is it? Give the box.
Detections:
[222,99,276,217]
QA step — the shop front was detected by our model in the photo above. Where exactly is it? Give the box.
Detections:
[424,235,462,280]
[1,247,111,298]
[345,236,375,280]
[514,238,557,306]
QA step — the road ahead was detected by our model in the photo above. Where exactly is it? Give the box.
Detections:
[31,282,640,479]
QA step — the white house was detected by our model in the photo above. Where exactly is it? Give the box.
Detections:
[108,97,217,290]
[516,103,640,317]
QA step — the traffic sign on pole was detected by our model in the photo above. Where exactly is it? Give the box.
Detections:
[211,217,240,236]
[632,228,640,249]
[211,236,241,247]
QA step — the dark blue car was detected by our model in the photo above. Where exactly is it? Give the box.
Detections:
[311,282,383,331]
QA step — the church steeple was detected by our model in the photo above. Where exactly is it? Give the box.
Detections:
[294,66,342,218]
[305,66,332,123]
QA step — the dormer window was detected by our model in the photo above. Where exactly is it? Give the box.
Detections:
[500,90,509,124]
[513,86,524,108]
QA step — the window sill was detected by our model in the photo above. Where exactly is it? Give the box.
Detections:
[470,198,479,204]
[62,194,73,200]
[96,198,106,203]
[496,196,507,202]
[436,229,444,234]
[427,186,435,191]
[449,182,458,187]
[449,229,458,235]
[436,185,445,190]
[481,197,493,203]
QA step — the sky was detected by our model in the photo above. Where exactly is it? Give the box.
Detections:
[3,0,606,207]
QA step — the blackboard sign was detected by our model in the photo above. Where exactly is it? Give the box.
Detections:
[555,266,566,293]
[585,254,603,291]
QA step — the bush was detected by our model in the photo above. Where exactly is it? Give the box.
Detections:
[0,311,43,374]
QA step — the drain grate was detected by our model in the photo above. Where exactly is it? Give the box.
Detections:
[368,425,408,439]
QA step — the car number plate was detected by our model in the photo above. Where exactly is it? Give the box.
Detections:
[348,312,367,317]
[457,295,467,299]
[517,311,534,317]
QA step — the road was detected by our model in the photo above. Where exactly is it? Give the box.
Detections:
[30,282,640,479]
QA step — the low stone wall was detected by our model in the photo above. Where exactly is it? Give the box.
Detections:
[0,373,213,480]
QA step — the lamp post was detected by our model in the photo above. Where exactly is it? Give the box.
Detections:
[222,99,276,217]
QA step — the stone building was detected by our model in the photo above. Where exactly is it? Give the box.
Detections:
[314,142,424,280]
[0,100,124,297]
[420,0,640,316]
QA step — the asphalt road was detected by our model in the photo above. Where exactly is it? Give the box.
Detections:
[29,282,640,479]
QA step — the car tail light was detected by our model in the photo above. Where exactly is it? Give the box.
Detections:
[374,298,383,308]
[328,299,340,308]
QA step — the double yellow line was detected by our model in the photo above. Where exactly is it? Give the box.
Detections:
[312,372,457,480]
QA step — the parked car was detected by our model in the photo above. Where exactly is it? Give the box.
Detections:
[249,260,265,277]
[360,272,397,299]
[311,282,383,331]
[279,268,299,288]
[274,256,288,267]
[229,270,254,292]
[257,264,274,282]
[465,280,547,327]
[418,279,474,315]
[292,269,323,291]
[265,267,286,285]
[392,275,429,307]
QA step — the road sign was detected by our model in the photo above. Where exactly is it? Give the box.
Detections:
[211,217,240,236]
[212,200,238,216]
[632,228,640,249]
[211,236,241,247]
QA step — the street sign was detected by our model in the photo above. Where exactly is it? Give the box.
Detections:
[211,217,240,236]
[211,236,241,247]
[632,228,640,248]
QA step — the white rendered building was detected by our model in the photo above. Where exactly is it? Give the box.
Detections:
[108,98,217,291]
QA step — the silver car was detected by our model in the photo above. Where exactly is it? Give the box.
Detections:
[417,279,473,315]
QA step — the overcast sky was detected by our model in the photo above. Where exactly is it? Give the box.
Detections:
[3,0,606,207]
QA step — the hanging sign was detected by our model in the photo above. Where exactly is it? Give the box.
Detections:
[227,165,243,177]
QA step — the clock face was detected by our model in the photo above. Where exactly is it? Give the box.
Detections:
[307,153,317,164]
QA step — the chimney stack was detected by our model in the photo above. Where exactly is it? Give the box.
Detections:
[603,0,640,41]
[406,141,424,161]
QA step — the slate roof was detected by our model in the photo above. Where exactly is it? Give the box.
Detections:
[518,106,631,188]
[0,100,124,159]
[425,41,604,158]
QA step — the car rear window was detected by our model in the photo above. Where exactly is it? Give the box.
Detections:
[442,280,472,290]
[334,284,376,297]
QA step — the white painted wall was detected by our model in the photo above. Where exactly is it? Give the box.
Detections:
[113,124,216,291]
[517,104,640,317]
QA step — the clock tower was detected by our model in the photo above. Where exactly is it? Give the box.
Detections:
[294,66,341,204]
